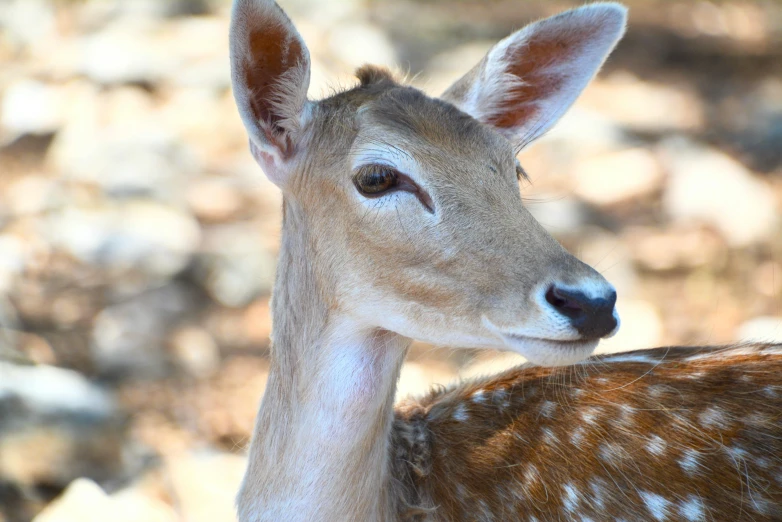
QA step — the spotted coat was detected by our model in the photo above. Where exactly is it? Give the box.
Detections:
[392,344,782,521]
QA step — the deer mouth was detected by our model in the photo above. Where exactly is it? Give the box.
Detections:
[503,334,599,350]
[494,331,601,366]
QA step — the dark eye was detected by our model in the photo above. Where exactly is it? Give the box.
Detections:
[353,165,399,196]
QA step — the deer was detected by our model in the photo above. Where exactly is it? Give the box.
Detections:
[228,0,782,520]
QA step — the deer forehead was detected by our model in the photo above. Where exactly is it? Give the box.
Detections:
[313,85,517,188]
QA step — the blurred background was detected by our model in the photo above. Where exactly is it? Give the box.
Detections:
[1,0,781,520]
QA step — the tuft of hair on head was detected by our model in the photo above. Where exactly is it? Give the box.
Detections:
[356,65,397,87]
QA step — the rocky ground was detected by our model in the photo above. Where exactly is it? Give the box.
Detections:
[1,0,781,520]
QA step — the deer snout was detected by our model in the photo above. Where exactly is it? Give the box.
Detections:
[544,285,618,340]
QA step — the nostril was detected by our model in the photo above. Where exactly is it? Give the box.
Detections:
[545,284,618,339]
[545,286,585,317]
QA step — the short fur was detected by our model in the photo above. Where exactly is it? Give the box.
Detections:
[394,345,782,520]
[228,1,782,521]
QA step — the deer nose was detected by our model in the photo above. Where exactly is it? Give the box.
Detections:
[545,285,617,339]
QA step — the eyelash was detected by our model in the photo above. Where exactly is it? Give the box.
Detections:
[353,164,435,214]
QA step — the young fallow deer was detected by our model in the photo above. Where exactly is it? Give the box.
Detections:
[229,0,782,520]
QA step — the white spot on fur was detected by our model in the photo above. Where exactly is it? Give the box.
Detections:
[678,495,706,521]
[589,479,606,509]
[581,407,603,424]
[540,400,557,418]
[472,389,486,403]
[523,465,539,488]
[679,449,701,475]
[478,499,492,519]
[745,412,772,428]
[616,404,635,426]
[599,443,628,465]
[563,483,580,512]
[639,491,671,521]
[491,387,508,404]
[724,445,748,460]
[755,456,771,469]
[698,406,728,429]
[647,384,674,399]
[542,426,559,445]
[571,427,586,447]
[453,403,469,422]
[646,435,667,456]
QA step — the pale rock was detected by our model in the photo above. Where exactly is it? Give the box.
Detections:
[753,261,782,297]
[0,234,25,294]
[163,17,231,89]
[536,107,628,167]
[18,332,57,365]
[167,452,247,522]
[0,297,20,359]
[291,0,364,26]
[0,362,113,417]
[0,0,56,52]
[596,299,663,354]
[53,124,195,201]
[169,326,220,378]
[1,79,64,134]
[186,177,246,222]
[6,175,59,215]
[735,316,782,343]
[197,222,276,307]
[47,81,195,200]
[107,489,176,522]
[33,478,176,522]
[33,478,107,522]
[0,363,124,489]
[522,112,627,187]
[573,148,664,206]
[660,138,778,247]
[48,201,200,279]
[91,283,196,378]
[419,41,494,95]
[626,225,726,272]
[78,19,174,85]
[583,73,704,132]
[327,22,396,69]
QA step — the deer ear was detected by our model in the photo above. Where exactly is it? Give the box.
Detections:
[442,3,626,150]
[230,0,311,186]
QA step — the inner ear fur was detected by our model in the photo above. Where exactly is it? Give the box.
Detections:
[442,3,627,149]
[230,0,311,171]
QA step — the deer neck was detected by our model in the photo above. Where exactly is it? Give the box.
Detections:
[238,200,410,522]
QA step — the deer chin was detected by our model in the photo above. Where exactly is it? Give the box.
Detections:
[499,334,600,367]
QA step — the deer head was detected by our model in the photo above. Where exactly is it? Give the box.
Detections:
[230,0,626,366]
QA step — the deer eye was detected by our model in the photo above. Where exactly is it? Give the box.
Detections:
[353,165,399,196]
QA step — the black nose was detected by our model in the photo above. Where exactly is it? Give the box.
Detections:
[545,285,617,339]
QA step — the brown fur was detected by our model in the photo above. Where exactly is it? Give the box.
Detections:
[393,345,782,520]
